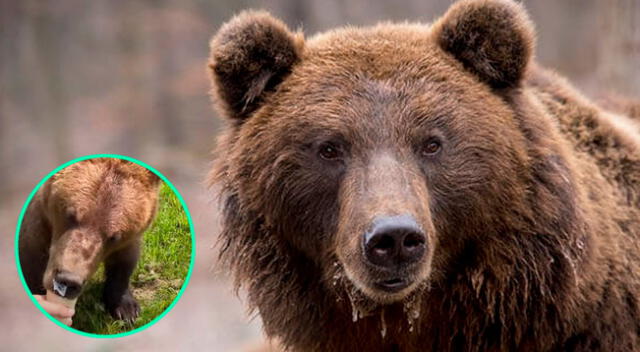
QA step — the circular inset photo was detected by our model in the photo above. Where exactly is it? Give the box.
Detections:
[15,154,194,337]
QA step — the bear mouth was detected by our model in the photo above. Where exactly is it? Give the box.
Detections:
[374,278,410,293]
[335,257,429,304]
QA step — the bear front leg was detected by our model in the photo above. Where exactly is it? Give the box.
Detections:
[19,192,52,295]
[103,240,141,323]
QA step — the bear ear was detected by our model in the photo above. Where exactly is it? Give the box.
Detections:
[146,170,161,187]
[433,0,535,89]
[209,10,304,122]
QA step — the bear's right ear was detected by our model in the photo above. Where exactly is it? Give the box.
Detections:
[209,10,304,122]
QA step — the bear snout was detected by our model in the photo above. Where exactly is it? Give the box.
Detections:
[363,215,426,270]
[52,269,84,299]
[335,214,433,300]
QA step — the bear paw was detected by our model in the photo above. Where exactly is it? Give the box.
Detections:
[106,290,140,324]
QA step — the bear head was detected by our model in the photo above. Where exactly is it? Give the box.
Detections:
[209,0,580,311]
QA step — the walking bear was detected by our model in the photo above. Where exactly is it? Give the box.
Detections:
[19,158,160,324]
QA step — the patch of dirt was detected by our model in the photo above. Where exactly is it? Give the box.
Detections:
[131,277,184,302]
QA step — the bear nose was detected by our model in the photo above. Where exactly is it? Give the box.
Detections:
[53,270,83,299]
[363,215,426,268]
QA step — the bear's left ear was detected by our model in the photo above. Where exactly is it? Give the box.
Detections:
[209,10,304,122]
[146,170,161,187]
[433,0,535,89]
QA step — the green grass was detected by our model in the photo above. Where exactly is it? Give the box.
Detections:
[71,182,191,334]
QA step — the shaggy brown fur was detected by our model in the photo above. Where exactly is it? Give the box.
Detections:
[208,0,640,351]
[19,158,160,322]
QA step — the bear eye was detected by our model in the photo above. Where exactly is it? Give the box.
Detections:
[318,142,342,161]
[65,208,78,226]
[421,138,442,156]
[108,232,122,243]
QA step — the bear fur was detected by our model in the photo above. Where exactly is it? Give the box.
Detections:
[208,0,640,351]
[19,158,160,323]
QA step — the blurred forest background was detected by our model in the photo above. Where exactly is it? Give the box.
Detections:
[1,0,638,350]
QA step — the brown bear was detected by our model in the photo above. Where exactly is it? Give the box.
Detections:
[19,158,160,323]
[207,0,640,351]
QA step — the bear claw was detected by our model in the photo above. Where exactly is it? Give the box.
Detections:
[107,290,140,324]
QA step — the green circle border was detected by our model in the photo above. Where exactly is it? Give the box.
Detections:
[14,154,196,338]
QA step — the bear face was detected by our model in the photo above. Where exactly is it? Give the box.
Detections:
[210,0,546,305]
[38,159,160,299]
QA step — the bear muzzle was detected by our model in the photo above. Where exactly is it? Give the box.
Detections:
[337,214,432,302]
[336,152,434,301]
[43,228,103,299]
[363,215,427,294]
